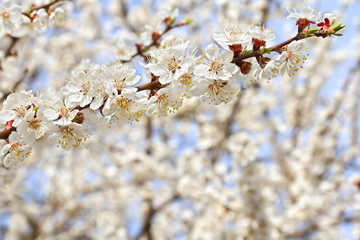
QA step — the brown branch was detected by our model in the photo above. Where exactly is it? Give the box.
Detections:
[0,127,15,140]
[0,36,19,71]
[135,194,180,240]
[118,0,136,33]
[145,117,153,155]
[259,0,273,25]
[4,37,19,58]
[136,80,162,91]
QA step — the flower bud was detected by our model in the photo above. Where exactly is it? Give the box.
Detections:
[72,112,84,124]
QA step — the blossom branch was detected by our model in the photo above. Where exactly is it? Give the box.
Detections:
[0,29,336,141]
[134,32,328,94]
[0,3,346,171]
[22,0,67,17]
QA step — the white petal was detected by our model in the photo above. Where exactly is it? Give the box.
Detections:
[146,104,157,116]
[43,109,59,121]
[12,117,25,127]
[2,144,11,156]
[279,62,288,77]
[22,132,36,145]
[136,90,150,99]
[3,154,14,168]
[125,75,141,85]
[213,33,229,48]
[90,96,104,110]
[8,132,20,143]
[56,117,71,126]
[224,62,238,75]
[194,64,208,77]
[159,72,172,84]
[205,44,220,60]
[82,109,98,126]
[68,94,83,104]
[220,50,234,62]
[0,110,14,123]
[80,95,92,107]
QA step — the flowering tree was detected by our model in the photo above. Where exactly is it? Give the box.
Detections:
[0,0,359,239]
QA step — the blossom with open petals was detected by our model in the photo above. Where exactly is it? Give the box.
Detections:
[194,44,238,81]
[2,132,31,168]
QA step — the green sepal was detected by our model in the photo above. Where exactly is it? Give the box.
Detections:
[332,23,345,33]
[72,115,82,122]
[28,7,34,15]
[170,17,177,25]
[260,48,272,54]
[307,27,320,35]
[241,50,253,55]
[185,18,193,25]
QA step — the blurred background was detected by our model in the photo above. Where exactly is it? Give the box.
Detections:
[1,0,360,239]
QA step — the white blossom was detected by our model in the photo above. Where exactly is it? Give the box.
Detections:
[171,67,199,98]
[0,0,23,36]
[247,25,276,42]
[213,24,251,49]
[42,96,79,126]
[0,91,34,127]
[62,67,98,108]
[49,7,67,28]
[143,37,196,84]
[194,43,238,81]
[275,40,307,77]
[16,110,53,145]
[2,132,30,167]
[287,6,322,22]
[113,40,137,61]
[146,87,182,117]
[100,64,142,122]
[193,78,240,105]
[29,9,49,34]
[49,122,86,150]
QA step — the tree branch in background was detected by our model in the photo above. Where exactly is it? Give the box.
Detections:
[136,193,180,240]
[285,215,360,239]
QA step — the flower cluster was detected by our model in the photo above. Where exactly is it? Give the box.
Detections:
[0,4,345,167]
[0,0,69,37]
